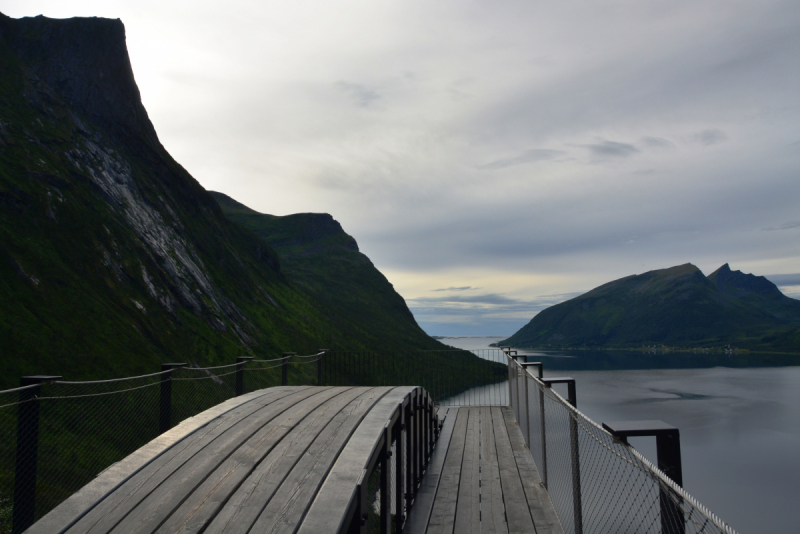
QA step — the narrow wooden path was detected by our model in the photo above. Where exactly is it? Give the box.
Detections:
[28,387,562,534]
[27,386,426,534]
[406,407,563,534]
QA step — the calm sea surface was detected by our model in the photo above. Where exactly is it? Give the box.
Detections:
[438,336,800,534]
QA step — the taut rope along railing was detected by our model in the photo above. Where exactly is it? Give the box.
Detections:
[503,348,738,534]
[0,348,501,533]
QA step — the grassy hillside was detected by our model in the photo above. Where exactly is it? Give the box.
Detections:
[500,263,800,351]
[0,13,446,389]
[210,192,445,351]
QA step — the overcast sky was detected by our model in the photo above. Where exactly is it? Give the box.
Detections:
[6,0,800,335]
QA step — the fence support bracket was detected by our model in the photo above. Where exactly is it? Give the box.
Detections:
[602,420,684,534]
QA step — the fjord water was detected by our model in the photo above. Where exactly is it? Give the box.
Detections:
[439,337,800,534]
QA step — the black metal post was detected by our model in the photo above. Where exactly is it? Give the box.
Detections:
[395,411,405,532]
[404,401,413,512]
[317,349,327,386]
[522,362,546,486]
[235,357,253,396]
[160,363,187,434]
[13,375,61,534]
[281,352,295,386]
[380,426,391,534]
[602,420,685,534]
[544,377,582,534]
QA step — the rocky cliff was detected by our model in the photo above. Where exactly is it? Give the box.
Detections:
[0,13,441,387]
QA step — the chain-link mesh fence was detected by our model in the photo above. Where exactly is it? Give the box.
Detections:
[508,355,738,534]
[323,349,507,405]
[0,352,331,533]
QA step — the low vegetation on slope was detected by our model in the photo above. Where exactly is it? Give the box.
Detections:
[0,13,457,388]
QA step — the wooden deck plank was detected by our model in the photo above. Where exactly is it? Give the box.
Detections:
[102,387,337,534]
[491,406,537,534]
[211,387,387,534]
[425,407,469,534]
[481,406,508,534]
[70,386,315,534]
[403,407,456,533]
[296,386,413,534]
[156,387,369,534]
[501,407,564,534]
[453,408,481,534]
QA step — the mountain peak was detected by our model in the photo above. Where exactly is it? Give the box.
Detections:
[0,13,160,148]
[708,263,781,297]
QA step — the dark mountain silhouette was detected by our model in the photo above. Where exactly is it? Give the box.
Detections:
[0,13,442,387]
[500,263,800,351]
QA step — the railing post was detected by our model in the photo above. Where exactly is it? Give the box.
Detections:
[281,352,295,386]
[602,421,685,534]
[235,357,253,396]
[160,363,186,434]
[544,377,582,534]
[522,362,547,489]
[395,407,406,532]
[318,349,327,386]
[13,375,61,534]
[380,424,391,534]
[404,400,413,513]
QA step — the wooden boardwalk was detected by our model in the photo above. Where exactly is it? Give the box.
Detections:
[28,385,428,534]
[28,387,561,534]
[406,407,563,534]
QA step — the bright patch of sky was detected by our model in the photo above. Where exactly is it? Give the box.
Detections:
[5,0,800,335]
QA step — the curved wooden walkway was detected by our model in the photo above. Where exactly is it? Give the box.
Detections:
[27,386,561,534]
[27,386,428,534]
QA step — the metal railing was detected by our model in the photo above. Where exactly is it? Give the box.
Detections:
[505,349,738,534]
[321,349,507,406]
[0,348,502,533]
[342,388,438,534]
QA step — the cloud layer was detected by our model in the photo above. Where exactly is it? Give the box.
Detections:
[7,0,799,335]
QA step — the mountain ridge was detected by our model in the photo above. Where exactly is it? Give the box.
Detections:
[0,12,443,388]
[500,263,800,351]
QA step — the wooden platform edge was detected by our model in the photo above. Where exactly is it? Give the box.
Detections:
[501,406,565,534]
[25,386,306,534]
[403,407,458,533]
[297,386,417,534]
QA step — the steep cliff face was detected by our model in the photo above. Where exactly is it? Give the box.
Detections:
[0,13,438,386]
[211,192,435,350]
[500,263,800,350]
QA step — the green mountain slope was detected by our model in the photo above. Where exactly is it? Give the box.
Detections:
[499,263,800,350]
[0,13,442,388]
[210,192,444,350]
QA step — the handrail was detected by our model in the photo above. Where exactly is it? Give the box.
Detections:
[503,348,738,534]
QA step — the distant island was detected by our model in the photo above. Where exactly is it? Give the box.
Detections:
[499,263,800,353]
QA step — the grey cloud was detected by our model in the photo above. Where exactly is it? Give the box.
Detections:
[412,293,525,306]
[432,286,478,292]
[694,129,728,146]
[766,274,800,286]
[335,81,380,107]
[762,221,800,231]
[477,148,563,170]
[641,136,674,148]
[580,140,639,158]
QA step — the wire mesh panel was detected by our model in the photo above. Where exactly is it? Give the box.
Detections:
[170,364,238,426]
[508,356,738,534]
[320,349,507,407]
[33,375,164,525]
[0,386,34,534]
